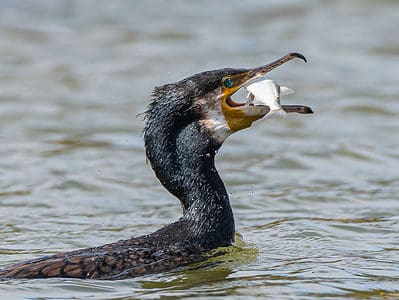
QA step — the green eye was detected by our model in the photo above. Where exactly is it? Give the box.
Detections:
[223,78,234,88]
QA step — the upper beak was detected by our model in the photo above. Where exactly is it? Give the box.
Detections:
[246,52,307,81]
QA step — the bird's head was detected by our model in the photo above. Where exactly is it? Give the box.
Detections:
[145,53,312,148]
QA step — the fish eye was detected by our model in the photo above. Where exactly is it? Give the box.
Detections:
[223,78,234,88]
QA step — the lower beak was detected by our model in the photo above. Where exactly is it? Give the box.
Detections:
[282,105,313,114]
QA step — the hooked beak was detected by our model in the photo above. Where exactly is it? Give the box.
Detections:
[221,52,313,132]
[246,52,307,80]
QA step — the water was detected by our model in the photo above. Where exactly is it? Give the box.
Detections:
[1,0,399,298]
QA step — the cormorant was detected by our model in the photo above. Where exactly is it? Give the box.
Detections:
[0,53,312,280]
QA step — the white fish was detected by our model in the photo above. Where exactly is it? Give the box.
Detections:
[246,79,293,118]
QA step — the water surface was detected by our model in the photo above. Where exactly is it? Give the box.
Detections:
[1,1,399,299]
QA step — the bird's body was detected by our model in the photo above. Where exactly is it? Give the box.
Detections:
[0,222,207,279]
[0,53,312,280]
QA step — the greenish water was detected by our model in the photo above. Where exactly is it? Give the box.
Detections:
[1,1,399,299]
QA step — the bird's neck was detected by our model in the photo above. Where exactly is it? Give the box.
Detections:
[144,121,235,248]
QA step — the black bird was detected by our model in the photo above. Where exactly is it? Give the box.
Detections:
[0,53,312,280]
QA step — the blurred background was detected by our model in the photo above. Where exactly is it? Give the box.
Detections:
[0,0,398,299]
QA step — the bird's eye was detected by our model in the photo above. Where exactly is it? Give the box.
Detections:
[223,78,234,88]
